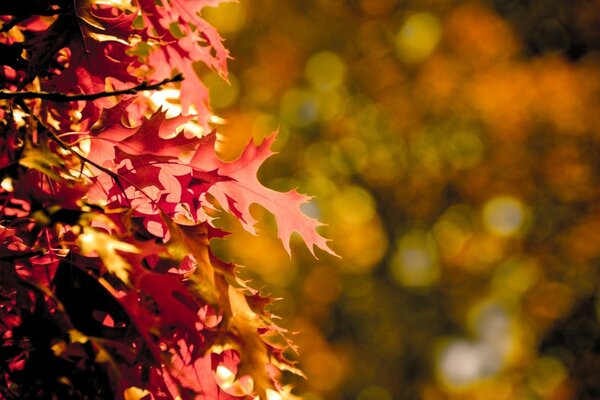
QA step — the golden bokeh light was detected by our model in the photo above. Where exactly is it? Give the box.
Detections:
[482,195,528,238]
[305,51,346,91]
[390,229,440,288]
[202,1,600,398]
[202,1,247,35]
[396,12,442,64]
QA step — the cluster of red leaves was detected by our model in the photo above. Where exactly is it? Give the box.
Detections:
[0,1,333,399]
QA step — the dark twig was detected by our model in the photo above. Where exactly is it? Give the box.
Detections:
[43,122,168,214]
[0,15,28,33]
[0,74,183,101]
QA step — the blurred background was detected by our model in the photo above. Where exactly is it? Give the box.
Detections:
[200,1,600,399]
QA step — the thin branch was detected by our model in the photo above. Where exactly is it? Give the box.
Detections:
[45,125,170,215]
[0,74,183,101]
[46,128,134,207]
[0,15,28,33]
[14,100,136,210]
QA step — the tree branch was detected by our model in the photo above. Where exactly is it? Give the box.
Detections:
[0,74,184,101]
[0,15,28,33]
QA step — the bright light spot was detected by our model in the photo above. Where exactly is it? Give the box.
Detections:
[214,132,227,156]
[390,229,439,288]
[92,0,134,10]
[216,365,254,396]
[149,88,183,118]
[265,389,283,400]
[12,108,27,124]
[252,389,289,400]
[1,177,14,192]
[468,302,514,369]
[482,195,526,237]
[215,365,235,386]
[80,233,94,243]
[474,304,510,342]
[439,301,517,389]
[178,120,204,139]
[305,51,346,91]
[79,138,91,156]
[209,115,227,125]
[396,12,442,64]
[438,340,486,387]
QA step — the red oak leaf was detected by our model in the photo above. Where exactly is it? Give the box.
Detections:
[117,269,211,366]
[166,348,251,400]
[191,133,337,257]
[89,107,196,164]
[167,0,230,74]
[138,0,230,126]
[117,110,197,158]
[40,5,140,121]
[1,1,312,399]
[87,108,221,234]
[87,101,334,256]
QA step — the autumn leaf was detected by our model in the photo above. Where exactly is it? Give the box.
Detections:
[39,1,140,121]
[85,104,336,259]
[77,227,139,284]
[163,216,220,305]
[0,0,327,398]
[18,138,64,182]
[225,285,273,398]
[191,133,337,257]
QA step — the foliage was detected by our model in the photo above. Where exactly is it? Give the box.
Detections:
[0,1,332,399]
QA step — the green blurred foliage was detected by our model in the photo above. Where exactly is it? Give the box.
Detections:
[203,1,600,399]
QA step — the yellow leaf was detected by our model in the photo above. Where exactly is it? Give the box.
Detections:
[77,228,139,284]
[18,139,64,181]
[91,0,135,12]
[123,387,151,400]
[163,214,220,305]
[227,286,273,399]
[51,341,67,356]
[68,329,89,344]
